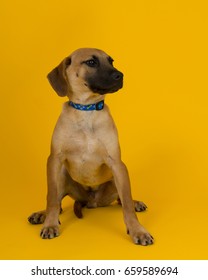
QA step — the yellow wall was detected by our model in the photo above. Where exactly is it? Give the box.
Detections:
[0,0,208,259]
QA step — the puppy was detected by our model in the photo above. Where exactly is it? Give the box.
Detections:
[28,48,153,245]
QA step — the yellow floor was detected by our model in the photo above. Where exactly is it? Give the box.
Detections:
[1,0,208,260]
[1,154,208,260]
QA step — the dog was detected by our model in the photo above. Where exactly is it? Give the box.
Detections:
[28,48,153,245]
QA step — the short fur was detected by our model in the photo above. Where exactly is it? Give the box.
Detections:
[28,48,153,245]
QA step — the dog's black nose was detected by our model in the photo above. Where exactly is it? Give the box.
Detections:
[111,71,123,81]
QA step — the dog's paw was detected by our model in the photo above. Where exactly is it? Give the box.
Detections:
[134,201,148,212]
[128,227,154,246]
[40,226,60,239]
[134,232,154,246]
[28,211,46,224]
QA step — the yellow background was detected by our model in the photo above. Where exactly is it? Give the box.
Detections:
[0,0,208,260]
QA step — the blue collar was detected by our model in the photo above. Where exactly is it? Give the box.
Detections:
[69,100,104,111]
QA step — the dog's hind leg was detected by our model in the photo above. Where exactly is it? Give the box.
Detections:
[86,180,119,208]
[28,210,46,225]
[117,198,147,212]
[60,169,91,218]
[72,180,119,217]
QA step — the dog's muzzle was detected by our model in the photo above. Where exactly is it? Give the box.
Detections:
[87,70,124,95]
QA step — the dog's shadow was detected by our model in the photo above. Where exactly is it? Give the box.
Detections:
[59,198,124,235]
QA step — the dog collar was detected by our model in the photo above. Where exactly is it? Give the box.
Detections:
[68,100,104,111]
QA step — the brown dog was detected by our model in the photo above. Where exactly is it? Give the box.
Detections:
[28,48,153,245]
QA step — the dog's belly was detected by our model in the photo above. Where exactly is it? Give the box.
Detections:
[66,161,113,186]
[65,153,113,186]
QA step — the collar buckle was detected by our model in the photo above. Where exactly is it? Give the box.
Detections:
[95,100,104,111]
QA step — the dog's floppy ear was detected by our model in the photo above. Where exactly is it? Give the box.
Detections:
[47,57,71,97]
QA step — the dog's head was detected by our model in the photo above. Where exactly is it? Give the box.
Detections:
[47,48,123,99]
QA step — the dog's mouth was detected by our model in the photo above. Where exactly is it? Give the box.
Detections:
[89,81,123,95]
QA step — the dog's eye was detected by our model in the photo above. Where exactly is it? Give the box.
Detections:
[85,59,97,67]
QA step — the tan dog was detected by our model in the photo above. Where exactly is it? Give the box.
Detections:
[28,48,153,245]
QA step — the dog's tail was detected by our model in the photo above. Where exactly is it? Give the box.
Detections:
[73,200,86,218]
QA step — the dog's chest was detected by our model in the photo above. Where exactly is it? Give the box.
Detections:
[70,124,104,156]
[66,117,107,160]
[64,120,111,185]
[54,108,118,185]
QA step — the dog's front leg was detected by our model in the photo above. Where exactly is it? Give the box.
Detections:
[112,161,153,245]
[40,154,62,239]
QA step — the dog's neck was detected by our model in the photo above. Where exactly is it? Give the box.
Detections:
[69,93,106,111]
[68,100,104,111]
